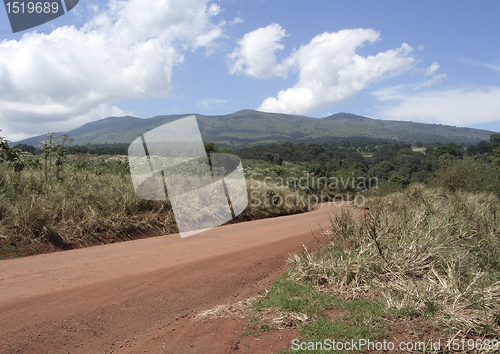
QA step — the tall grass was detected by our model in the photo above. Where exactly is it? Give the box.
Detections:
[288,185,500,336]
[0,161,173,252]
[0,155,307,257]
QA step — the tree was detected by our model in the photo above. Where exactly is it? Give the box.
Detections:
[389,174,409,187]
[262,152,283,165]
[40,132,73,180]
[14,144,36,154]
[305,143,326,156]
[308,160,328,177]
[0,131,24,172]
[433,143,464,159]
[490,134,500,148]
[495,145,500,169]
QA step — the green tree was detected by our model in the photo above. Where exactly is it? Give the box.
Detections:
[389,174,409,187]
[433,143,464,159]
[490,134,500,148]
[40,132,73,180]
[308,160,328,177]
[0,131,24,172]
[262,152,283,165]
[495,145,500,169]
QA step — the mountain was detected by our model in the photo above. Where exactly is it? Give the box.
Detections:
[14,110,496,147]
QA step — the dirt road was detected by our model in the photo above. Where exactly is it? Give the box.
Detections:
[0,202,352,353]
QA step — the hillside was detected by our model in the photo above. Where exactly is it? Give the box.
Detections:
[15,110,495,147]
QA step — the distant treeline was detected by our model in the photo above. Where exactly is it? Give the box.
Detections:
[14,143,130,156]
[13,135,500,187]
[234,135,500,189]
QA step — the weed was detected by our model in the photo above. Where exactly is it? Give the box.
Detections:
[288,184,500,337]
[0,155,308,257]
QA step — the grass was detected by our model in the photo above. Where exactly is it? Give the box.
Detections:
[0,155,309,258]
[239,184,500,352]
[291,185,500,334]
[240,274,388,353]
[0,157,172,255]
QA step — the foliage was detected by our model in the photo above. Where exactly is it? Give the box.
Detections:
[287,185,500,337]
[432,157,500,195]
[40,132,74,180]
[0,154,307,258]
[203,142,231,154]
[0,132,24,172]
[236,136,500,195]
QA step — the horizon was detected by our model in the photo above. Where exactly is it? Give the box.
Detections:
[1,1,500,141]
[12,109,498,145]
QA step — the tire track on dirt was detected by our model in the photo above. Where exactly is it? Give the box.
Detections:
[0,203,353,353]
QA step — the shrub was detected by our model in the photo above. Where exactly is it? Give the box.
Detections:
[432,157,500,195]
[288,185,500,336]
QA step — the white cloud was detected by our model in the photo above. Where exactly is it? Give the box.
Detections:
[0,0,223,140]
[227,23,287,79]
[198,98,226,109]
[230,16,244,25]
[461,59,500,73]
[373,84,413,101]
[256,28,415,114]
[415,73,448,89]
[424,61,440,77]
[3,104,132,142]
[375,86,500,126]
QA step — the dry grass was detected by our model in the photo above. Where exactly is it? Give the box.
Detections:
[0,156,307,257]
[0,160,174,252]
[195,296,262,320]
[194,295,309,330]
[288,184,500,336]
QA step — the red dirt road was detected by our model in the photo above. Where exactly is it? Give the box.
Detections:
[0,202,352,353]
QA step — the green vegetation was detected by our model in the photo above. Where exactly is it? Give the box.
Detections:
[1,132,24,172]
[4,125,500,351]
[237,136,500,198]
[3,132,500,259]
[232,134,500,351]
[15,110,493,147]
[243,185,500,352]
[0,144,308,258]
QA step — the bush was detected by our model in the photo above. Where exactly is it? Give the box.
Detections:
[432,157,500,195]
[288,185,500,336]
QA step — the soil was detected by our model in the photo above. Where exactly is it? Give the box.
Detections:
[0,202,360,353]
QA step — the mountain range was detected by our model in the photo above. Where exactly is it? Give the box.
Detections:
[15,110,496,147]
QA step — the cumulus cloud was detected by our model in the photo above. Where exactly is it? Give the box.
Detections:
[227,23,287,79]
[375,86,500,126]
[252,28,415,114]
[0,0,223,140]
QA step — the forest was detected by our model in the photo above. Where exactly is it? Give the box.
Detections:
[12,133,500,195]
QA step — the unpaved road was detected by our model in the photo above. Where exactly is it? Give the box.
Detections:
[0,202,353,353]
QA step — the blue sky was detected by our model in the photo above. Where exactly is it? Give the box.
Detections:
[1,0,500,141]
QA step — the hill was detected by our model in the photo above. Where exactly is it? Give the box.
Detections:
[15,110,495,147]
